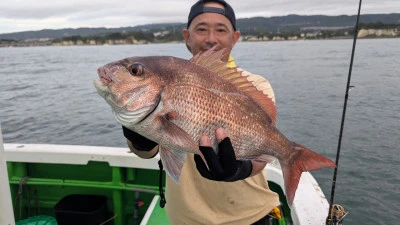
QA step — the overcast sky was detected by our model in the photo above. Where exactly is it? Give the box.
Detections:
[1,0,399,34]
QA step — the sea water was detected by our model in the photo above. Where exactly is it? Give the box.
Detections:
[1,39,399,224]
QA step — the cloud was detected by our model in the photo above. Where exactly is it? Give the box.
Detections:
[0,0,191,20]
[0,1,111,19]
[231,0,399,17]
[0,0,399,34]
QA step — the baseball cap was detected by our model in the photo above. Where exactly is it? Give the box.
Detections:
[187,0,237,31]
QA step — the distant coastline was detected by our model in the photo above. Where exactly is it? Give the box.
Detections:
[1,14,399,48]
[1,28,398,48]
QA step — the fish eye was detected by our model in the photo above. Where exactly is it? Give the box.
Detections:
[129,63,144,76]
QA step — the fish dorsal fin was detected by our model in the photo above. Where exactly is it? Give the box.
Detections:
[190,47,277,125]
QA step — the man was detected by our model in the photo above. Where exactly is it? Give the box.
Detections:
[123,0,280,224]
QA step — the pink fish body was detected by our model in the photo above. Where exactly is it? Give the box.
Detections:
[94,48,336,205]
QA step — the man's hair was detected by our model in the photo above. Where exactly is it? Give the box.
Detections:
[187,0,237,31]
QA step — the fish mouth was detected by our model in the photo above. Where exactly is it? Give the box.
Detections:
[93,66,114,98]
[97,66,113,85]
[93,79,109,99]
[100,74,111,84]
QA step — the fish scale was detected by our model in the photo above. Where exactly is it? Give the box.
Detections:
[94,47,336,205]
[164,83,263,153]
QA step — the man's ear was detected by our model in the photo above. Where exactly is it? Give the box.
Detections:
[232,30,241,46]
[182,29,192,52]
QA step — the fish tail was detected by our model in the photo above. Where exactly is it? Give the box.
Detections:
[282,142,336,205]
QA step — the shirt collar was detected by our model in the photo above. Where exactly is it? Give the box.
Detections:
[226,55,236,68]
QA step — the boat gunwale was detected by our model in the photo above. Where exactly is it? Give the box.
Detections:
[3,143,330,225]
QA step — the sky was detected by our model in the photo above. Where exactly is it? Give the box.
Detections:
[1,0,399,34]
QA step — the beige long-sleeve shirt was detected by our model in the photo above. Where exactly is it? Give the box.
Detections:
[165,61,280,225]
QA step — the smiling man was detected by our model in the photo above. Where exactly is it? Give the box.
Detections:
[182,0,240,62]
[123,0,281,224]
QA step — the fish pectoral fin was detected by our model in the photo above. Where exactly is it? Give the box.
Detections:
[157,116,207,181]
[159,146,186,184]
[159,116,199,154]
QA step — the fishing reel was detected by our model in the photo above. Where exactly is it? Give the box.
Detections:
[326,204,348,225]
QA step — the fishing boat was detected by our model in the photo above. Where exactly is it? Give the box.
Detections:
[1,129,330,225]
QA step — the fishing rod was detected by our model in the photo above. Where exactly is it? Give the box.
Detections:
[325,0,362,224]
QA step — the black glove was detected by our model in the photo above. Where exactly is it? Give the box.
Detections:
[122,126,157,151]
[194,137,253,182]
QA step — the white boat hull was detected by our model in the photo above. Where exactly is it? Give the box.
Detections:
[2,141,330,224]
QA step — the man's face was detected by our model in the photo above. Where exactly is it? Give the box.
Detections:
[183,2,240,62]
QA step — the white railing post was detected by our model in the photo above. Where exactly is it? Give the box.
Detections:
[0,126,16,225]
